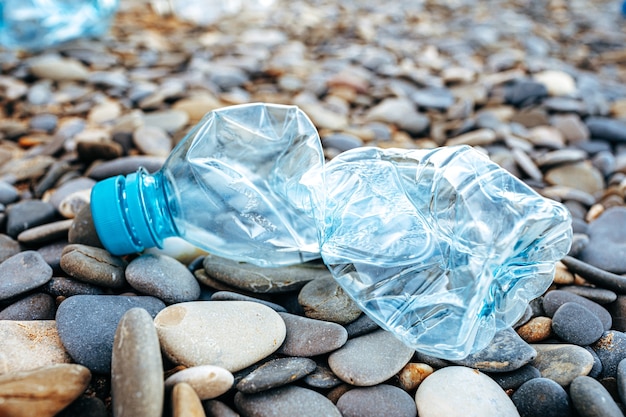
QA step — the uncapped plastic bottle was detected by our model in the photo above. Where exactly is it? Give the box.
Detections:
[90,102,572,359]
[0,0,119,51]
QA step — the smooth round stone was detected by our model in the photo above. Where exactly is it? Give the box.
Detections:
[0,234,21,263]
[211,291,287,313]
[580,207,626,274]
[586,117,626,142]
[125,254,201,304]
[398,363,435,391]
[17,219,73,245]
[165,365,233,400]
[544,162,605,194]
[56,295,165,373]
[202,254,327,293]
[328,329,414,386]
[86,156,165,180]
[277,312,348,356]
[0,292,55,320]
[237,357,316,394]
[364,97,430,134]
[505,80,548,106]
[44,277,105,297]
[531,344,594,386]
[591,330,626,379]
[112,308,163,417]
[516,316,552,343]
[451,327,536,372]
[321,133,364,152]
[487,364,541,391]
[5,200,58,238]
[172,382,205,417]
[0,320,72,374]
[29,56,89,81]
[412,87,455,110]
[608,295,626,331]
[559,286,617,305]
[511,378,572,417]
[58,189,91,218]
[172,94,221,123]
[29,113,58,133]
[550,114,590,143]
[533,70,576,96]
[337,384,417,417]
[570,376,623,417]
[132,126,172,157]
[234,385,342,417]
[446,128,497,147]
[544,97,586,114]
[584,346,603,379]
[67,204,103,248]
[60,244,127,288]
[0,181,19,205]
[543,290,612,331]
[142,109,189,133]
[0,251,53,300]
[88,71,130,89]
[303,364,343,389]
[38,241,69,271]
[298,276,362,324]
[76,136,123,163]
[155,301,286,372]
[561,256,626,294]
[552,302,604,346]
[48,177,95,211]
[88,100,122,124]
[0,364,91,417]
[343,313,380,338]
[617,358,626,404]
[0,155,55,183]
[534,149,587,168]
[57,396,108,417]
[415,366,520,417]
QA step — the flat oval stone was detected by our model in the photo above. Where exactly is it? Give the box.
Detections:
[5,200,58,238]
[303,364,343,389]
[328,330,414,386]
[451,327,536,372]
[132,126,172,157]
[17,219,73,245]
[398,362,435,391]
[155,301,286,372]
[531,344,594,386]
[0,251,53,300]
[234,385,342,417]
[516,317,552,343]
[570,376,623,417]
[237,357,316,394]
[617,359,626,404]
[0,292,55,320]
[44,277,104,298]
[0,234,21,263]
[60,244,127,288]
[125,254,201,303]
[543,290,612,331]
[277,312,348,356]
[337,384,417,417]
[172,382,205,417]
[111,308,163,417]
[202,254,327,293]
[298,277,362,324]
[165,365,233,400]
[86,156,165,180]
[415,366,520,417]
[544,162,604,195]
[67,204,103,248]
[511,378,572,417]
[343,313,380,338]
[559,285,617,305]
[580,207,626,274]
[0,364,91,417]
[0,320,72,374]
[586,117,626,142]
[56,295,165,373]
[591,330,626,379]
[487,364,541,391]
[551,302,604,346]
[29,56,90,81]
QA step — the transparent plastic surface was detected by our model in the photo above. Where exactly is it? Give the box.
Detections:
[306,145,572,359]
[0,0,118,51]
[159,103,323,266]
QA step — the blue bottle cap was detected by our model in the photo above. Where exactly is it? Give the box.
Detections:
[90,172,159,256]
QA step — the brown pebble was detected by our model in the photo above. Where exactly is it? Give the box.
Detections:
[397,362,434,392]
[516,317,553,343]
[172,382,206,417]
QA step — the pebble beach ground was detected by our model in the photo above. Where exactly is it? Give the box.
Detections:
[2,0,626,416]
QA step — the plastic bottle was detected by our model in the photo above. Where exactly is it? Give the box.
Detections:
[90,102,572,359]
[0,0,119,51]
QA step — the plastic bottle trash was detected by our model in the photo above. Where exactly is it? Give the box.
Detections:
[0,0,119,51]
[90,102,572,359]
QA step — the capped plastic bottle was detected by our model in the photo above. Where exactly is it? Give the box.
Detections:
[90,102,572,359]
[0,0,119,51]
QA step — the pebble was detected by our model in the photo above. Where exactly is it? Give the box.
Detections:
[364,97,430,134]
[412,87,455,110]
[511,378,572,417]
[570,376,624,417]
[591,330,626,379]
[125,254,201,304]
[155,301,286,372]
[343,313,380,338]
[303,363,343,389]
[0,364,91,417]
[337,384,417,417]
[551,302,604,346]
[544,162,605,194]
[0,251,53,300]
[17,219,74,245]
[0,320,72,374]
[297,276,363,324]
[580,207,626,274]
[211,291,287,312]
[586,117,626,142]
[132,126,172,157]
[531,344,594,386]
[516,316,553,343]
[533,70,577,97]
[542,290,612,331]
[172,382,205,417]
[57,396,108,417]
[328,329,414,386]
[236,357,316,394]
[415,366,520,417]
[451,327,536,372]
[617,359,626,404]
[55,295,165,373]
[204,400,240,417]
[29,55,90,81]
[0,292,55,320]
[165,365,234,400]
[43,276,105,298]
[550,114,590,143]
[0,182,19,205]
[202,254,327,293]
[505,80,548,106]
[487,364,542,391]
[0,234,21,263]
[234,385,342,417]
[397,363,435,392]
[277,312,348,356]
[142,110,189,134]
[5,200,57,238]
[60,244,128,288]
[111,308,164,417]
[558,285,617,305]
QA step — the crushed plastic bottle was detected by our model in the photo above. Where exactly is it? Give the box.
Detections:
[90,102,572,359]
[0,0,119,51]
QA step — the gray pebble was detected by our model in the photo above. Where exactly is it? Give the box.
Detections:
[67,204,103,248]
[277,312,348,356]
[0,182,19,205]
[343,313,380,338]
[125,253,200,304]
[237,357,316,394]
[337,384,417,417]
[132,126,172,157]
[562,255,626,293]
[584,346,603,379]
[505,80,548,106]
[44,276,105,297]
[609,295,626,332]
[580,207,626,274]
[551,302,604,346]
[511,378,572,417]
[452,327,536,372]
[559,285,617,305]
[211,291,287,312]
[0,293,55,320]
[37,240,68,271]
[364,97,430,134]
[29,113,58,133]
[487,364,541,391]
[412,87,455,110]
[617,358,626,405]
[60,244,127,288]
[142,109,189,134]
[570,376,624,417]
[0,251,53,300]
[298,277,362,324]
[204,400,240,417]
[591,330,626,379]
[234,385,341,417]
[86,156,165,180]
[586,117,626,143]
[17,219,73,245]
[543,290,611,331]
[48,177,95,211]
[321,133,364,152]
[532,344,595,386]
[303,363,343,389]
[55,295,165,373]
[0,234,22,263]
[5,200,58,238]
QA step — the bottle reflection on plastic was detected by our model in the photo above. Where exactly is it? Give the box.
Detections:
[90,102,572,360]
